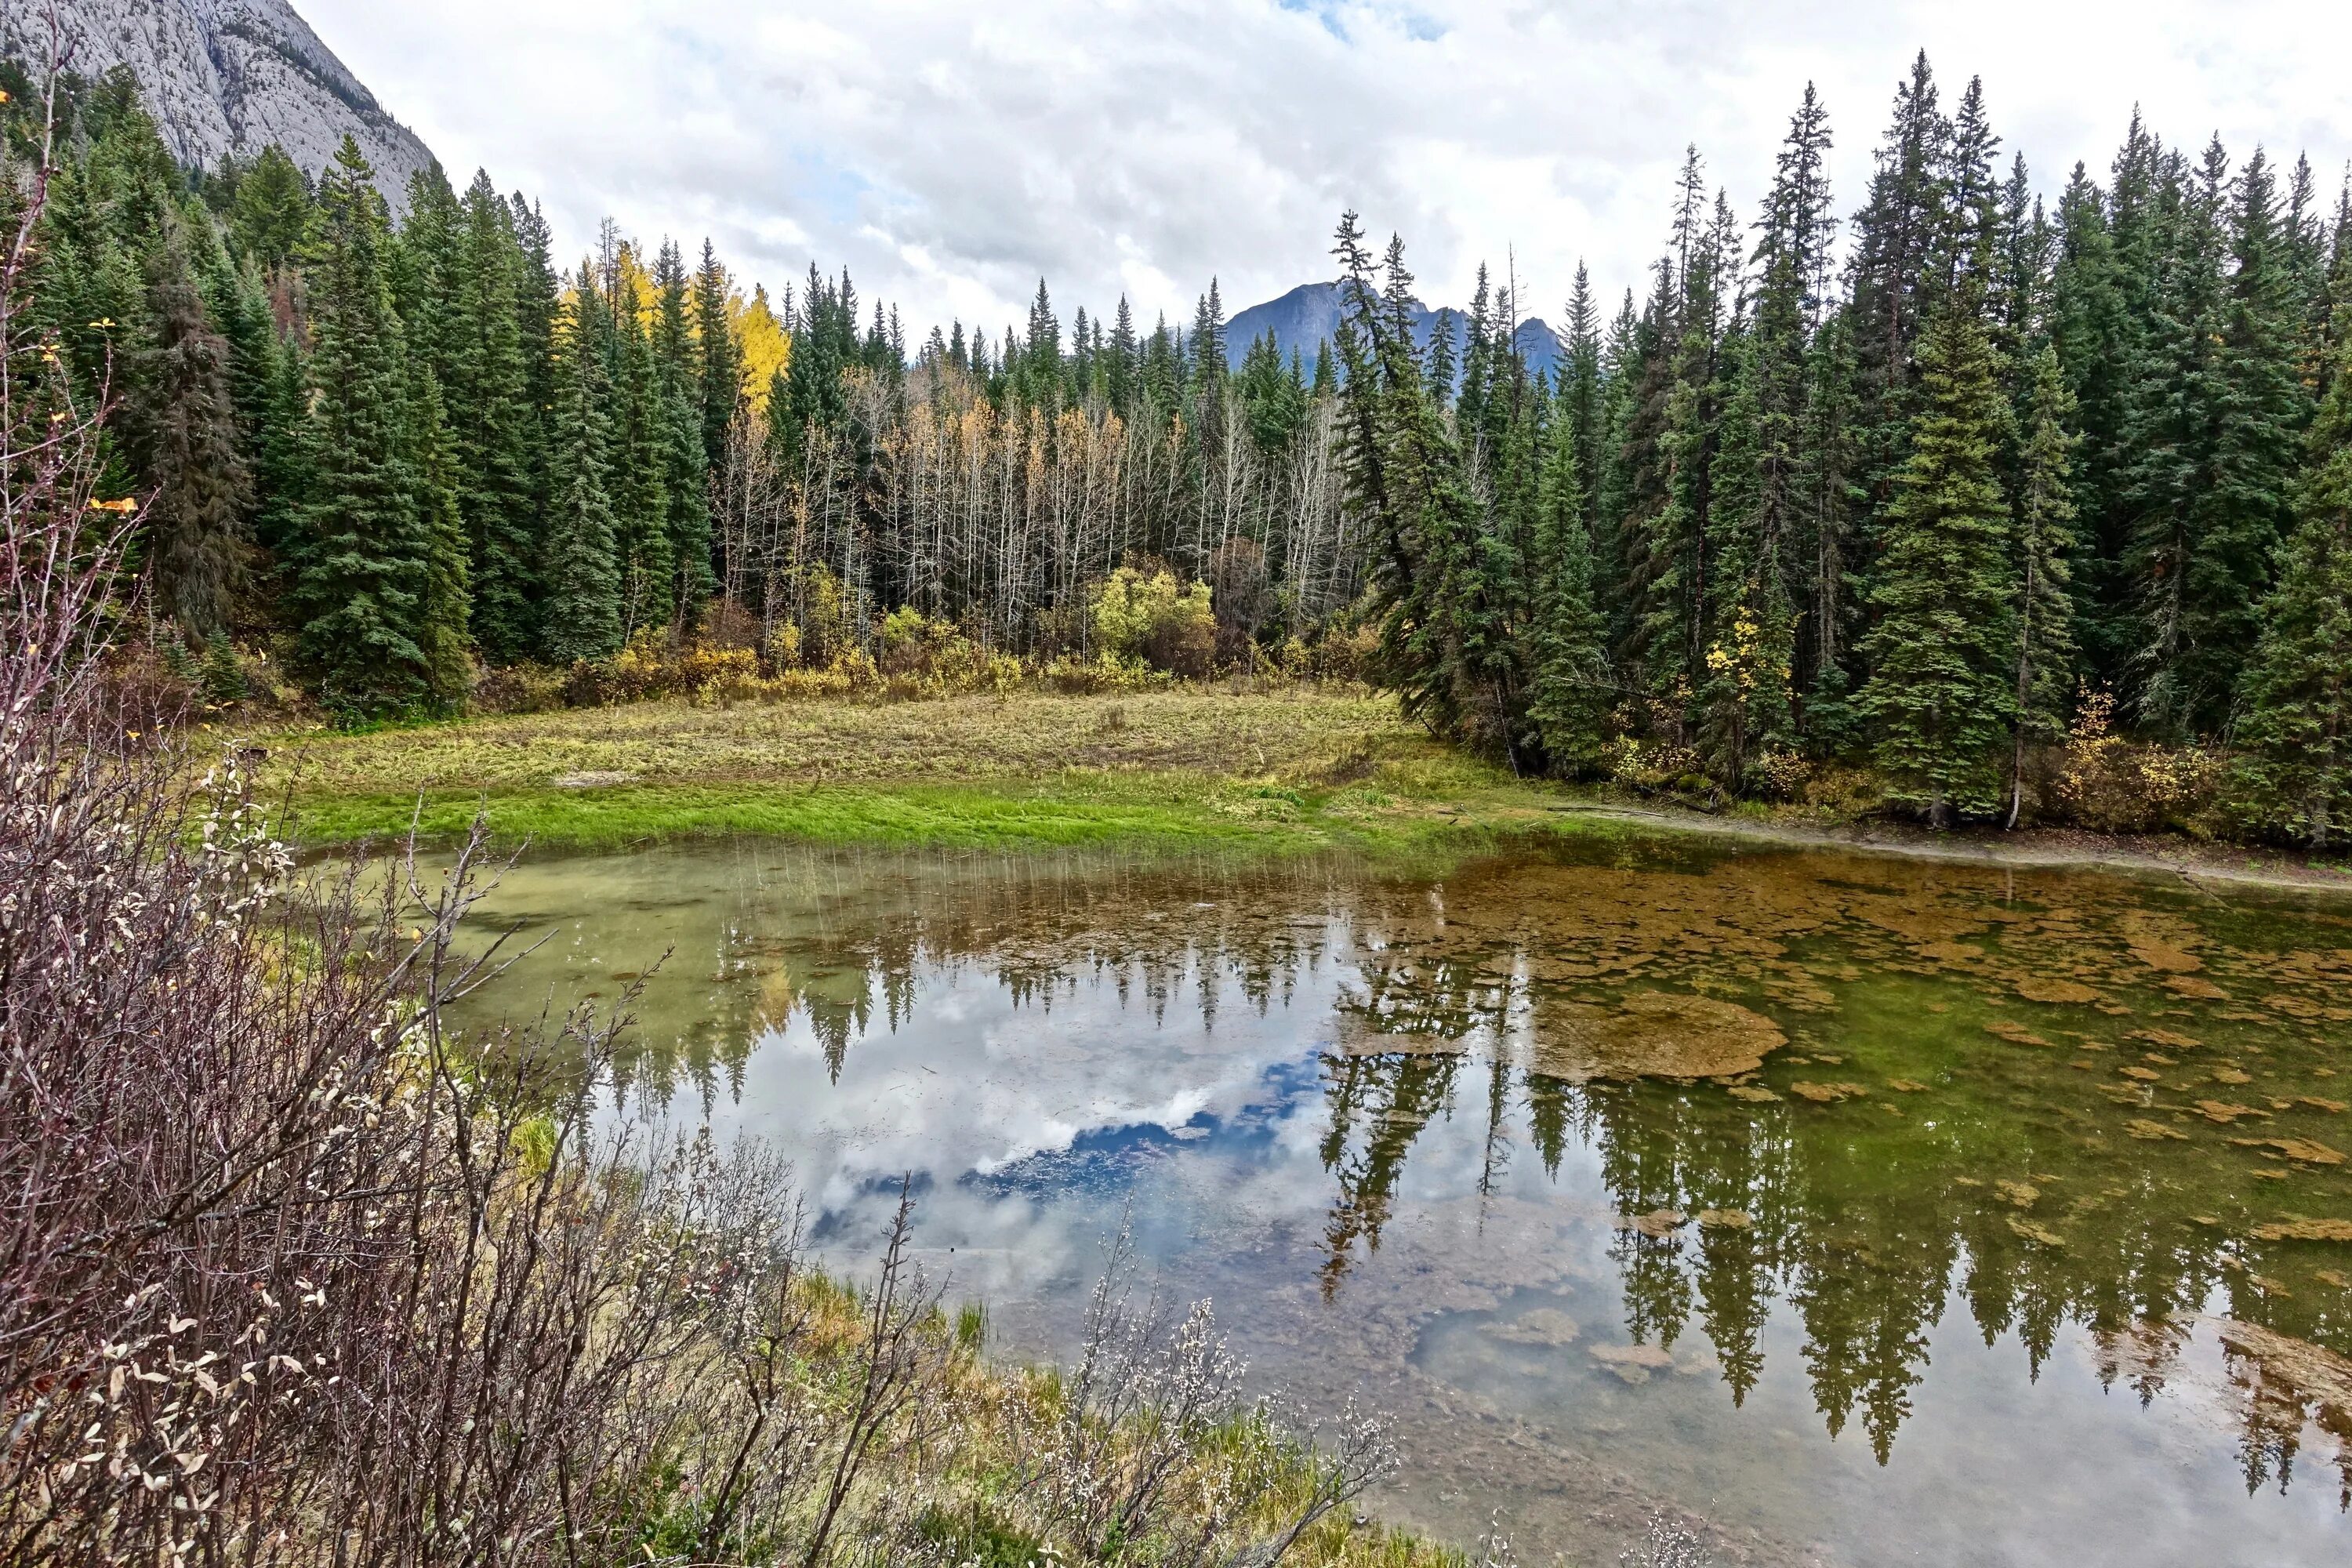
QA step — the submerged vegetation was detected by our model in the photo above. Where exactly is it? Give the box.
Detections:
[506,835,2352,1510]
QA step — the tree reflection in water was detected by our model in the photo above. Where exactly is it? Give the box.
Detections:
[456,834,2352,1508]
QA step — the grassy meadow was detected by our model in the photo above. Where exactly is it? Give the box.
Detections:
[262,687,1599,855]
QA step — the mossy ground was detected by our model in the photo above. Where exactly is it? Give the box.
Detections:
[263,687,1595,856]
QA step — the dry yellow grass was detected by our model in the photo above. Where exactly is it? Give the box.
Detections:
[264,688,1586,855]
[273,688,1424,794]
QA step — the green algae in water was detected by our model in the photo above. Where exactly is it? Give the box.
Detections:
[446,832,2352,1566]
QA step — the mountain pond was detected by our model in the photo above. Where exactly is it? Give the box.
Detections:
[446,829,2352,1566]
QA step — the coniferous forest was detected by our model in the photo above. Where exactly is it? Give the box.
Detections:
[16,53,2352,844]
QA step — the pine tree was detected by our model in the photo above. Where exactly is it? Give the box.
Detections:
[454,172,541,662]
[129,223,252,638]
[693,240,742,473]
[410,369,474,708]
[1527,387,1611,774]
[2048,156,2137,688]
[253,331,315,586]
[2232,319,2352,848]
[2128,139,2309,736]
[230,145,313,273]
[1845,52,1952,525]
[1858,285,2018,826]
[292,138,434,716]
[603,259,673,636]
[540,291,624,664]
[655,239,714,626]
[2007,345,2082,826]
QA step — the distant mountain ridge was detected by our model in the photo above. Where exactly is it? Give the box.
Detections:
[2,0,436,206]
[1227,281,1563,383]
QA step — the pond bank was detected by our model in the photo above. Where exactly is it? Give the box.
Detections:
[1547,801,2352,896]
[260,688,2352,893]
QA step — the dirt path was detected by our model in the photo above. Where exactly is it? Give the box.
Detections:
[1545,800,2352,898]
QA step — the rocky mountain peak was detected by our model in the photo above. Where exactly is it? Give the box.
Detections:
[2,0,436,206]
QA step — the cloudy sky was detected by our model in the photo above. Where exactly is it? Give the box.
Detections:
[302,0,2352,336]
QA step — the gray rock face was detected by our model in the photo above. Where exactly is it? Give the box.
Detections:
[2,0,436,205]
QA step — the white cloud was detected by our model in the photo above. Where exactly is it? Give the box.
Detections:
[302,0,2352,334]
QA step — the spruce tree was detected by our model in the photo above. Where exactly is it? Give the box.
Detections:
[2007,345,2082,826]
[292,138,434,717]
[1844,53,1952,525]
[231,145,314,273]
[1796,305,1863,747]
[391,165,462,382]
[540,292,624,664]
[2048,157,2136,688]
[601,260,673,636]
[253,331,315,587]
[1527,389,1611,774]
[1559,261,1606,533]
[1704,85,1835,781]
[410,369,474,708]
[692,240,742,474]
[1699,328,1796,786]
[2128,139,2309,736]
[455,172,541,662]
[1331,217,1490,745]
[2232,321,2352,848]
[655,239,714,626]
[510,195,561,518]
[129,225,252,638]
[1858,285,2018,826]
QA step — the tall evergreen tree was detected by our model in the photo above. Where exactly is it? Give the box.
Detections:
[291,138,434,716]
[655,239,714,626]
[1844,52,1952,525]
[2126,139,2308,735]
[1527,383,1612,773]
[541,289,624,664]
[603,260,673,636]
[230,145,313,273]
[452,172,540,662]
[1559,261,1606,533]
[2006,345,2082,826]
[410,369,474,708]
[1858,283,2018,826]
[2232,317,2352,848]
[693,241,742,474]
[129,224,252,638]
[253,331,315,586]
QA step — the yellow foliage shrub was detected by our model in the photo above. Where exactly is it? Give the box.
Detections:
[1091,568,1216,679]
[2052,692,2225,835]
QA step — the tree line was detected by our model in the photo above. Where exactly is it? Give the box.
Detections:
[1333,56,2352,843]
[12,53,2351,842]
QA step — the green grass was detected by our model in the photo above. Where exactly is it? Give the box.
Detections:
[289,781,1273,852]
[266,687,1602,857]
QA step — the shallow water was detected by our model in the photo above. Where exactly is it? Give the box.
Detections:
[449,832,2352,1565]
